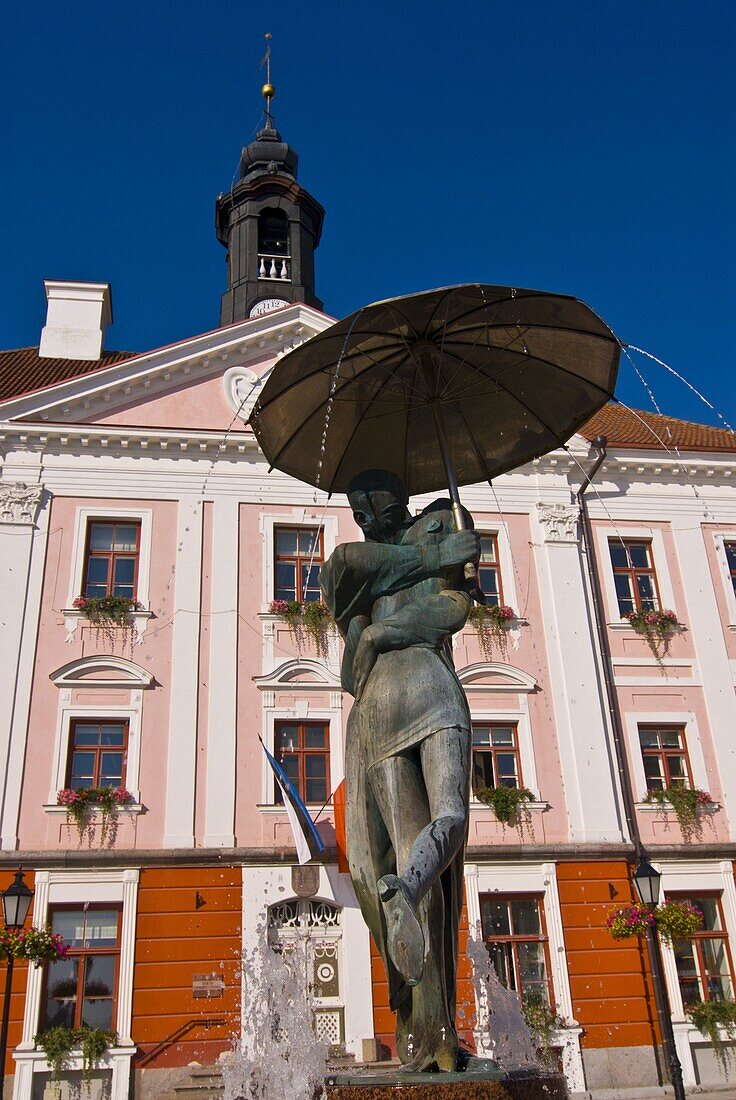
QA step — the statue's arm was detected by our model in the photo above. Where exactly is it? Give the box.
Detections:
[320,542,442,630]
[321,533,478,631]
[351,591,471,701]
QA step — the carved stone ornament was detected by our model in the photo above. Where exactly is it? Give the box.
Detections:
[291,864,320,898]
[0,482,44,525]
[223,339,310,423]
[537,502,579,543]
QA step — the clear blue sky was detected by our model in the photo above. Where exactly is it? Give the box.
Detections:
[2,1,734,427]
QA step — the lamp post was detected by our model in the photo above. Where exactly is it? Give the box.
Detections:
[632,858,686,1100]
[0,869,33,1091]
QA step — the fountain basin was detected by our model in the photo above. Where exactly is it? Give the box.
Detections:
[324,1068,568,1099]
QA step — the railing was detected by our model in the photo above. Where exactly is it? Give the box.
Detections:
[258,253,291,281]
[135,1017,226,1067]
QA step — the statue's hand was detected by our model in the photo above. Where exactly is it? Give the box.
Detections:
[352,625,380,702]
[438,531,481,572]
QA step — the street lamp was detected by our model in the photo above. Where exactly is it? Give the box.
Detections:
[633,858,662,908]
[632,858,686,1100]
[0,870,33,1089]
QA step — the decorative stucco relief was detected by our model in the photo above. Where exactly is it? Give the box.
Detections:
[537,502,579,543]
[0,482,44,525]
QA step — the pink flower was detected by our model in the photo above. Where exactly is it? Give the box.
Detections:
[112,787,133,805]
[57,789,78,806]
[269,599,290,615]
[72,596,88,609]
[696,790,713,804]
[499,605,515,621]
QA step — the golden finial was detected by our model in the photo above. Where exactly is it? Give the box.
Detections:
[261,32,275,106]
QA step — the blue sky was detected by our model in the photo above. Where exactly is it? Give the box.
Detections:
[2,1,734,427]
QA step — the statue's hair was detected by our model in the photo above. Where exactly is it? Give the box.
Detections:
[346,469,408,505]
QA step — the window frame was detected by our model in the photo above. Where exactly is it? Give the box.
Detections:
[41,904,123,1031]
[67,718,129,792]
[667,891,735,1006]
[476,533,505,606]
[273,525,325,603]
[66,507,153,612]
[471,722,523,794]
[480,892,554,1005]
[638,724,693,794]
[713,532,736,627]
[260,513,339,614]
[594,525,676,626]
[608,538,662,616]
[274,719,331,806]
[624,712,708,803]
[81,520,142,601]
[48,704,143,806]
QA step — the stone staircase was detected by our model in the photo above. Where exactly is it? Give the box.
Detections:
[153,1049,357,1100]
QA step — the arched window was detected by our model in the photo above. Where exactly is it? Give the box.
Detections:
[259,209,289,255]
[267,898,344,1048]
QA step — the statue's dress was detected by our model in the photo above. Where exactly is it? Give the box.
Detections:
[321,506,471,1066]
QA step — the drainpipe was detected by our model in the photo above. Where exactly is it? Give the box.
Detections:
[577,436,686,1100]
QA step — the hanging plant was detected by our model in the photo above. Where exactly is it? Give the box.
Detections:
[622,608,682,660]
[644,786,713,841]
[72,595,143,650]
[522,990,563,1067]
[475,784,534,825]
[57,786,133,845]
[0,926,68,966]
[605,903,656,940]
[35,1026,117,1086]
[654,899,704,945]
[468,604,516,660]
[686,999,736,1075]
[269,599,334,657]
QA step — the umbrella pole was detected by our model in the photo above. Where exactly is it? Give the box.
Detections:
[427,398,478,585]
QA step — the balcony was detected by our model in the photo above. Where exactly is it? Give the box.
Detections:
[258,253,291,281]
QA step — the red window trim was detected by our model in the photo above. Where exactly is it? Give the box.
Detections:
[638,724,692,792]
[67,718,129,790]
[476,533,505,605]
[82,519,141,600]
[609,538,662,614]
[42,905,122,1030]
[480,893,554,1004]
[274,720,331,805]
[471,722,522,793]
[273,526,324,602]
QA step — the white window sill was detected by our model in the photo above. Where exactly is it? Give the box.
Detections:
[470,800,549,813]
[61,608,153,644]
[43,803,143,815]
[636,800,719,815]
[257,804,327,815]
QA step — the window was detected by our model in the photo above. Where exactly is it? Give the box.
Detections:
[726,542,736,599]
[275,721,330,804]
[639,726,691,793]
[43,907,121,1029]
[477,535,504,605]
[472,724,521,793]
[670,894,734,1006]
[274,527,323,602]
[68,719,128,790]
[609,539,660,616]
[83,521,141,600]
[481,895,552,1003]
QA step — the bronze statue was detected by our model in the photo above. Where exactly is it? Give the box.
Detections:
[321,469,480,1072]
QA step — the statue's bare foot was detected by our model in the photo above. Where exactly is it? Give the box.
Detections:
[378,874,424,986]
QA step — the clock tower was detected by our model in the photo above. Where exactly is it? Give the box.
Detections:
[215,75,325,324]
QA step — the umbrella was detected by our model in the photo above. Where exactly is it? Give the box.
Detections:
[250,283,620,575]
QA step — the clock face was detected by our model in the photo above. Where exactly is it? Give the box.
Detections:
[250,297,289,318]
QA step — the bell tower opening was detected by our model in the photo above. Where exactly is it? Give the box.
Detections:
[258,208,291,282]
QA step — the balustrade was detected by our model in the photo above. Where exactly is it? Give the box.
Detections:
[258,253,291,280]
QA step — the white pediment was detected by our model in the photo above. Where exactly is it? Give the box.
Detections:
[50,655,154,689]
[458,662,537,693]
[254,659,342,691]
[0,304,334,425]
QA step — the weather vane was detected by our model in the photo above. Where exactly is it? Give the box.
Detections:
[260,32,275,118]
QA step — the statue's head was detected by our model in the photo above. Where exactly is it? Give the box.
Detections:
[347,469,411,544]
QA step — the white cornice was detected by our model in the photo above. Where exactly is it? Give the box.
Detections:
[0,303,334,423]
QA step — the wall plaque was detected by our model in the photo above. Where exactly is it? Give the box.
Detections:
[192,972,225,999]
[292,864,319,897]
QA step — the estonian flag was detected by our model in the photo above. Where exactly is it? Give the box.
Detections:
[260,737,325,865]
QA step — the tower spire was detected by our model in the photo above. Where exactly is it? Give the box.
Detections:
[260,32,275,125]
